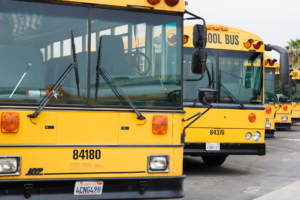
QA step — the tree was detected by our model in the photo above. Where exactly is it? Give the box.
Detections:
[285,39,300,69]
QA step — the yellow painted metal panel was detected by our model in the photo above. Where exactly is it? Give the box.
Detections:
[274,104,292,123]
[265,104,275,130]
[184,107,265,129]
[51,0,185,12]
[185,127,265,143]
[57,111,119,144]
[0,147,183,180]
[0,111,57,145]
[291,103,300,119]
[118,113,173,145]
[184,24,264,52]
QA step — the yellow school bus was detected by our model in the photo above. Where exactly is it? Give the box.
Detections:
[182,24,266,166]
[264,55,292,137]
[264,55,277,136]
[290,69,300,123]
[0,0,204,199]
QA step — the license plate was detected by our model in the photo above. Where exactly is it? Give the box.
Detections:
[206,142,220,151]
[74,181,103,195]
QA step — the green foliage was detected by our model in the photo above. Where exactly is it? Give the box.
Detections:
[285,38,300,68]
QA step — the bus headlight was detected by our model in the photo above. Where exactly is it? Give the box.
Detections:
[253,132,261,142]
[0,156,21,175]
[148,155,169,173]
[265,122,271,128]
[245,132,252,141]
[282,116,288,121]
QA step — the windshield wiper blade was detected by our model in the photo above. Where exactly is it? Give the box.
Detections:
[95,38,146,120]
[72,31,80,97]
[28,31,79,119]
[219,69,245,109]
[273,94,283,117]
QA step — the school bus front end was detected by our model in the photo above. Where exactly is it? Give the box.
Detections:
[182,25,266,166]
[264,56,277,137]
[264,45,291,135]
[290,69,300,123]
[273,63,292,130]
[0,0,186,199]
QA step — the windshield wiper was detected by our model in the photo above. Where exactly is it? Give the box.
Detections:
[273,94,283,117]
[219,69,245,109]
[28,31,80,119]
[95,37,146,121]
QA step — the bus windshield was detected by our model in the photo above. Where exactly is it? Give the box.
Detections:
[0,0,182,109]
[183,48,263,104]
[275,74,291,103]
[264,68,276,104]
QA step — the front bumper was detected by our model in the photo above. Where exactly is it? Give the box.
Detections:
[184,143,265,156]
[0,176,185,199]
[275,123,292,129]
[292,118,300,123]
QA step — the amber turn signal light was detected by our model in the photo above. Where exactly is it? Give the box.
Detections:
[248,113,256,122]
[183,35,189,44]
[243,39,252,49]
[1,112,19,133]
[147,0,161,5]
[152,115,168,134]
[206,25,212,30]
[266,106,272,114]
[283,105,288,111]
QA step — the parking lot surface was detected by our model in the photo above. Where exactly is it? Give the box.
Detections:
[170,124,300,200]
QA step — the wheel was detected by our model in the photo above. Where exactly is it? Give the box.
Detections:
[202,156,227,166]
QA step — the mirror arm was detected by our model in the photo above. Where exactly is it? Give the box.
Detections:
[185,10,207,77]
[181,105,213,143]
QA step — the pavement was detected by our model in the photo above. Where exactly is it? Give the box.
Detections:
[170,123,300,200]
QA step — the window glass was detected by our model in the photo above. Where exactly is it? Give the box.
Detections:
[275,75,291,103]
[219,50,263,104]
[90,8,182,108]
[264,68,275,104]
[0,0,88,104]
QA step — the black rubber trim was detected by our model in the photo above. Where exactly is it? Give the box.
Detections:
[0,144,184,148]
[44,171,145,175]
[275,123,291,129]
[183,102,265,110]
[0,176,185,199]
[265,130,275,138]
[184,143,265,156]
[0,106,186,114]
[292,118,300,123]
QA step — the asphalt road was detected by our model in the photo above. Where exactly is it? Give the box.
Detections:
[173,124,300,200]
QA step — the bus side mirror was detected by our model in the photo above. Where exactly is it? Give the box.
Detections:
[279,96,288,103]
[295,96,300,103]
[193,25,207,48]
[191,50,207,74]
[197,88,218,105]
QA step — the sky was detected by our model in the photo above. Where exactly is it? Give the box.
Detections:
[184,0,299,61]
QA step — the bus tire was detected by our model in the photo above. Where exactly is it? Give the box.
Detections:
[202,156,227,166]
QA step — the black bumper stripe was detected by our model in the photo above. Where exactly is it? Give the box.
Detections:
[0,176,185,199]
[0,144,184,148]
[44,171,145,175]
[184,143,266,156]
